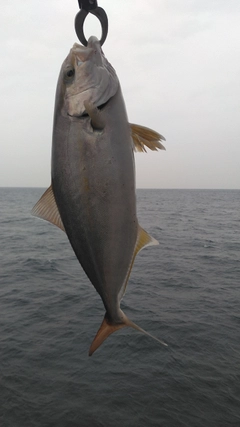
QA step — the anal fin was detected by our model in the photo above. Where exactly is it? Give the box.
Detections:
[31,185,65,232]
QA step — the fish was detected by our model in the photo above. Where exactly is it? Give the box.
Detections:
[32,36,167,355]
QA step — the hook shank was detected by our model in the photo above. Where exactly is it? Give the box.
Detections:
[75,1,108,46]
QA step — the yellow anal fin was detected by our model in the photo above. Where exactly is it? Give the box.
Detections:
[120,225,159,299]
[130,123,166,152]
[89,311,167,356]
[31,185,65,232]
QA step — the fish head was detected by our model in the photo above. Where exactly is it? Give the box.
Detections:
[57,36,119,117]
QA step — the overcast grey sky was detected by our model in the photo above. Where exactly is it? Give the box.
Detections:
[1,0,240,188]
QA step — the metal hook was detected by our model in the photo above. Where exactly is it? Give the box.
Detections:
[75,1,108,46]
[77,1,98,11]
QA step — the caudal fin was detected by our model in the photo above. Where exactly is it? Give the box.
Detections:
[89,311,167,356]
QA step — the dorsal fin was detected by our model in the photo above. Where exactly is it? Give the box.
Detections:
[31,185,65,232]
[120,225,159,299]
[130,123,166,152]
[135,225,159,253]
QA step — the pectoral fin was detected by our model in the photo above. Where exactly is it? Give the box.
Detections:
[31,185,65,232]
[130,123,166,152]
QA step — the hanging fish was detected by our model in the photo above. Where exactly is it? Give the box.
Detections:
[32,36,166,355]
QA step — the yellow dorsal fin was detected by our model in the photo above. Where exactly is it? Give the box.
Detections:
[120,226,159,299]
[31,185,65,232]
[135,225,159,254]
[130,123,166,152]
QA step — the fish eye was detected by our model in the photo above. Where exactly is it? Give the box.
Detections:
[67,69,74,77]
[64,67,75,82]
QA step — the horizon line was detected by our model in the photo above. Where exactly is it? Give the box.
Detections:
[0,186,239,191]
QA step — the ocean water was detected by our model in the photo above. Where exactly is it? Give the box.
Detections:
[0,187,240,427]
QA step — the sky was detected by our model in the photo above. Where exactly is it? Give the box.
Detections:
[1,0,240,189]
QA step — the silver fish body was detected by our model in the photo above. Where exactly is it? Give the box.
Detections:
[52,87,137,324]
[32,37,166,355]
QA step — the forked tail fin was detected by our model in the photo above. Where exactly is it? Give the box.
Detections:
[89,311,167,356]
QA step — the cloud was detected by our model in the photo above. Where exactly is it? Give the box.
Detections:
[1,0,240,188]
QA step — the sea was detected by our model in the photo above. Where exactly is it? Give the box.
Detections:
[0,188,239,427]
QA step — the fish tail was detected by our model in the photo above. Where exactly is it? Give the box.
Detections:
[89,311,167,356]
[124,315,168,348]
